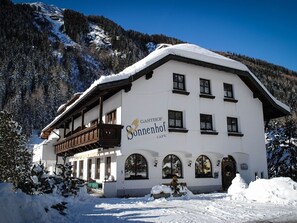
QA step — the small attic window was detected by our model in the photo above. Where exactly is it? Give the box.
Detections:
[155,44,172,50]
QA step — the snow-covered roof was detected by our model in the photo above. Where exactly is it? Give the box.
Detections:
[41,43,290,137]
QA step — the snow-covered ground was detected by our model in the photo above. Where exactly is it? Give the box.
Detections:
[1,176,297,223]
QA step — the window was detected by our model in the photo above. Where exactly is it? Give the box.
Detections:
[168,110,183,128]
[87,159,92,180]
[72,161,77,177]
[162,154,183,179]
[173,73,185,91]
[79,160,84,178]
[200,78,211,94]
[224,83,234,98]
[95,158,100,179]
[125,153,148,180]
[105,157,111,180]
[227,117,239,132]
[105,110,117,124]
[91,119,98,126]
[195,155,212,178]
[200,114,213,131]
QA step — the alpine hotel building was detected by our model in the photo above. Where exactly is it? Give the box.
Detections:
[38,44,290,197]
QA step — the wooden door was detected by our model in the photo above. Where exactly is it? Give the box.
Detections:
[221,156,236,191]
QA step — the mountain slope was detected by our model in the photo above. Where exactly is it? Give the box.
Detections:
[0,0,295,136]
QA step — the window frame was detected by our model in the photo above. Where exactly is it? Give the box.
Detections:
[105,110,117,124]
[173,73,186,91]
[168,110,183,129]
[95,158,100,179]
[195,155,213,178]
[224,83,234,98]
[227,117,244,136]
[162,154,183,179]
[200,78,211,95]
[200,114,213,131]
[227,117,239,132]
[125,153,148,180]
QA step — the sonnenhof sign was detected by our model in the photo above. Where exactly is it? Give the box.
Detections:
[126,117,166,140]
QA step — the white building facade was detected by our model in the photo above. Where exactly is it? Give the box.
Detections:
[39,44,290,197]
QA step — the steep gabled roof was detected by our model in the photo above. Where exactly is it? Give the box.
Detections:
[41,44,290,138]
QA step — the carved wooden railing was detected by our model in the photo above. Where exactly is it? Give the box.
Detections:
[54,124,122,156]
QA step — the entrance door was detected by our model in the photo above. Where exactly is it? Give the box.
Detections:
[221,156,236,191]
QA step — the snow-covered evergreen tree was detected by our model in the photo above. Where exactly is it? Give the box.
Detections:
[54,156,82,197]
[0,111,32,192]
[266,119,297,181]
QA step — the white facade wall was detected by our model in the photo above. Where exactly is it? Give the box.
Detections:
[67,60,268,197]
[116,60,267,195]
[32,131,61,175]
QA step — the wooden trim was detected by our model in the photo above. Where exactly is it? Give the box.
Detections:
[99,97,103,125]
[228,132,244,137]
[200,94,215,99]
[172,89,190,95]
[145,71,153,80]
[81,109,85,129]
[201,130,219,135]
[168,128,188,133]
[224,98,238,103]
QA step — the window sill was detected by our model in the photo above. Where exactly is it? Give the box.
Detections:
[168,128,189,133]
[201,130,219,135]
[195,176,213,178]
[224,98,238,103]
[228,132,244,137]
[172,89,190,95]
[200,94,215,99]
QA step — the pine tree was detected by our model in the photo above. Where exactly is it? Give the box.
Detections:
[266,119,297,181]
[0,110,32,192]
[55,156,82,197]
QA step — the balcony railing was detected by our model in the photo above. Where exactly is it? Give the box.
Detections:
[54,124,122,156]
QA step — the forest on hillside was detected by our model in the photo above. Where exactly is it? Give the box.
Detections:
[0,0,296,137]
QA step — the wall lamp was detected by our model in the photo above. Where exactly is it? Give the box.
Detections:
[188,160,192,167]
[154,159,158,167]
[216,160,221,166]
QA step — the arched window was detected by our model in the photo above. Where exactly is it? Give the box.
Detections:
[162,154,183,178]
[125,153,148,180]
[195,155,212,178]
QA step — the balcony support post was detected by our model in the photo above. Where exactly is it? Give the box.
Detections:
[63,122,67,138]
[81,109,85,130]
[99,96,103,125]
[71,116,74,133]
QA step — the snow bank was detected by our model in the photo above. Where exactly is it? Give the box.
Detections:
[0,183,61,223]
[228,175,297,205]
[0,183,91,223]
[227,173,248,196]
[245,177,297,205]
[151,185,172,194]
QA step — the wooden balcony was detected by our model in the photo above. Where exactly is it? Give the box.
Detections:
[54,124,123,156]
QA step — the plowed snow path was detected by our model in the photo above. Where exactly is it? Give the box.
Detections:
[68,193,297,223]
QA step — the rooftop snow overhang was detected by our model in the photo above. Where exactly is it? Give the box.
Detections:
[41,44,291,138]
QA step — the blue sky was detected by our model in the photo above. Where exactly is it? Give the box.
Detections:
[13,0,297,72]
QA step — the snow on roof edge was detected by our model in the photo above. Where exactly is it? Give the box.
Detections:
[41,43,290,135]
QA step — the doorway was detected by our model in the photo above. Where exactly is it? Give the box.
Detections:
[221,156,236,191]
